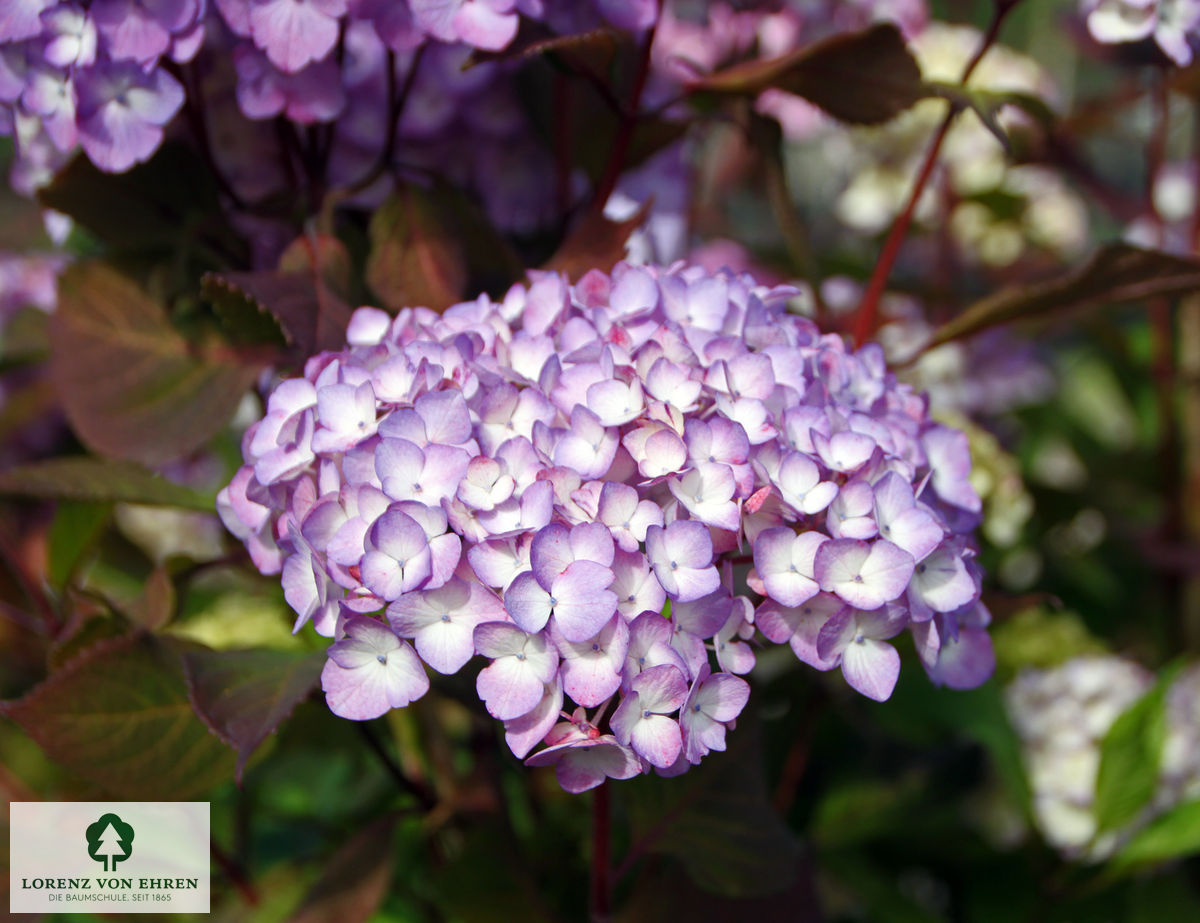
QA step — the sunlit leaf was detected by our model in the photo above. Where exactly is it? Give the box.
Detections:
[689,23,924,125]
[924,244,1200,350]
[0,456,215,510]
[49,263,259,466]
[1093,666,1176,833]
[1111,798,1200,869]
[182,647,324,780]
[0,634,236,798]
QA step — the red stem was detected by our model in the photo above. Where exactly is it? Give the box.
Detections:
[851,0,1022,346]
[210,840,259,907]
[589,782,611,922]
[851,118,950,346]
[591,22,657,212]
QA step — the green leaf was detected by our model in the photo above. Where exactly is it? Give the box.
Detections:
[621,712,799,897]
[924,244,1200,350]
[48,263,260,466]
[47,593,126,671]
[1093,667,1177,834]
[810,774,926,850]
[37,143,246,262]
[878,675,1032,821]
[617,858,823,923]
[367,185,469,312]
[202,272,290,349]
[925,82,1056,150]
[46,500,110,590]
[688,23,924,125]
[127,566,176,632]
[181,647,324,780]
[203,268,352,357]
[0,456,215,510]
[286,814,397,923]
[541,200,651,282]
[0,634,236,798]
[1112,799,1200,868]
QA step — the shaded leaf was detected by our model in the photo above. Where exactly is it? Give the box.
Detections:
[206,271,350,356]
[46,500,110,590]
[0,634,236,798]
[0,456,214,510]
[689,23,924,125]
[0,306,51,364]
[876,674,1032,821]
[202,273,290,349]
[621,711,799,897]
[425,818,556,923]
[286,814,397,923]
[810,774,926,850]
[542,199,651,282]
[469,22,620,78]
[925,244,1200,350]
[37,143,245,262]
[617,858,823,923]
[128,566,176,632]
[1111,798,1200,869]
[279,232,354,298]
[367,185,468,311]
[182,647,324,780]
[49,263,260,466]
[1093,666,1176,833]
[206,234,354,358]
[46,592,125,671]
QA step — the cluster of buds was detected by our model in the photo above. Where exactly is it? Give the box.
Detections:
[219,262,992,792]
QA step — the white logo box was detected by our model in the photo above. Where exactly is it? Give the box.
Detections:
[9,802,210,914]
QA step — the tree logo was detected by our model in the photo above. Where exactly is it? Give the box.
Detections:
[85,813,134,872]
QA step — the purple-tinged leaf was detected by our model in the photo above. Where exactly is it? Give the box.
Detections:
[542,199,651,282]
[924,244,1200,351]
[688,23,925,126]
[0,634,236,798]
[204,262,354,359]
[181,647,324,780]
[49,263,260,466]
[367,185,468,312]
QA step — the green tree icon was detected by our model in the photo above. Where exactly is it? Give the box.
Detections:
[85,813,134,872]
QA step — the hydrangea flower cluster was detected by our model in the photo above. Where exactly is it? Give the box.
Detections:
[1081,0,1200,65]
[1007,657,1200,861]
[218,262,991,792]
[0,0,653,189]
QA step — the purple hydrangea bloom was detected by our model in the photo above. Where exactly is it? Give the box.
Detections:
[221,262,991,792]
